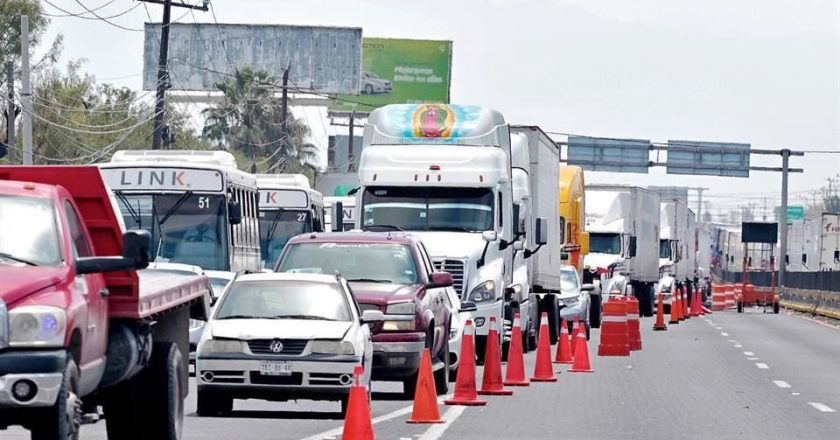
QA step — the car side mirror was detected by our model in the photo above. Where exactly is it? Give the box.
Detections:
[427,271,454,289]
[361,309,384,323]
[581,283,595,292]
[535,217,548,246]
[123,230,151,269]
[482,231,498,242]
[228,201,242,225]
[332,201,345,232]
[459,301,478,313]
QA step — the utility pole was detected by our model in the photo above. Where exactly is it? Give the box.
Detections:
[144,0,208,150]
[695,187,705,222]
[347,105,357,172]
[778,149,790,294]
[5,62,16,163]
[20,16,32,164]
[277,63,290,173]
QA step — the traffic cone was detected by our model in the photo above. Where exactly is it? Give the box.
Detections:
[444,320,487,406]
[568,327,594,373]
[406,349,445,424]
[341,365,375,440]
[570,319,581,357]
[627,297,642,351]
[504,313,529,387]
[692,287,701,317]
[478,317,513,396]
[531,312,558,382]
[653,289,667,331]
[680,286,689,321]
[554,319,573,364]
[669,289,680,325]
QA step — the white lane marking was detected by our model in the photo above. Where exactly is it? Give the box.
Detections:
[792,392,801,396]
[744,351,755,356]
[715,327,722,330]
[728,339,737,343]
[748,357,760,360]
[721,332,730,336]
[773,380,791,389]
[417,406,467,440]
[755,363,769,369]
[734,344,743,348]
[808,402,837,413]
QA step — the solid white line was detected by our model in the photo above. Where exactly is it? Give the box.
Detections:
[755,363,769,369]
[417,405,467,440]
[721,332,730,336]
[808,402,837,413]
[773,380,791,389]
[744,351,755,356]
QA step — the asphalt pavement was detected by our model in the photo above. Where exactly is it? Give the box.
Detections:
[1,309,837,440]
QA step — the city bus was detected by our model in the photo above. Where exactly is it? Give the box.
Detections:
[256,173,324,268]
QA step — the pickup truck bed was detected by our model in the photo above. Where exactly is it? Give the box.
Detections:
[109,269,210,319]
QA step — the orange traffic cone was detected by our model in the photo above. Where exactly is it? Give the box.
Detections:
[531,312,558,382]
[568,327,594,373]
[691,287,701,317]
[444,320,487,406]
[478,317,513,396]
[681,286,689,321]
[341,365,375,440]
[569,319,581,357]
[504,313,529,387]
[653,288,667,331]
[407,349,445,424]
[554,319,573,364]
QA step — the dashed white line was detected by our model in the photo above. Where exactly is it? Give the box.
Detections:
[792,392,801,396]
[808,402,837,413]
[721,332,730,336]
[734,344,743,348]
[747,357,760,360]
[728,339,737,343]
[417,406,467,440]
[773,380,791,389]
[755,363,769,369]
[715,327,722,330]
[744,351,755,356]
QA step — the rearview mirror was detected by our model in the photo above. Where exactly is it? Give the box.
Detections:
[427,271,454,289]
[482,231,498,242]
[535,217,547,246]
[459,301,478,313]
[228,201,242,225]
[361,309,384,323]
[332,201,345,232]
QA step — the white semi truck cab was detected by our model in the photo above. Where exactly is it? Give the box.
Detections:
[357,104,515,357]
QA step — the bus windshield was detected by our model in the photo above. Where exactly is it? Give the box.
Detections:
[259,210,311,267]
[362,186,494,232]
[115,193,229,270]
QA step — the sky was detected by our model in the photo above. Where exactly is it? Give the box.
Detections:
[36,0,840,220]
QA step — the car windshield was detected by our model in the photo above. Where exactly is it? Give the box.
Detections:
[259,210,311,267]
[215,280,351,321]
[277,243,419,285]
[0,195,61,266]
[362,186,494,232]
[114,193,229,270]
[560,268,581,293]
[589,232,621,254]
[660,239,671,259]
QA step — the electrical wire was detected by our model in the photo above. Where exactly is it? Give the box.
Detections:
[39,0,119,17]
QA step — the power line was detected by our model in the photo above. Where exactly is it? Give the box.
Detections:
[39,0,119,18]
[41,0,144,31]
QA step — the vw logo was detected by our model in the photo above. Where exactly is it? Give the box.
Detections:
[269,340,284,353]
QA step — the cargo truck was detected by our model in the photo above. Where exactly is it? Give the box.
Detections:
[584,185,660,316]
[659,199,697,288]
[0,166,210,440]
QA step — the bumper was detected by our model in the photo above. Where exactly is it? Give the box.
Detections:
[196,355,360,402]
[0,349,66,408]
[471,299,503,336]
[371,339,424,380]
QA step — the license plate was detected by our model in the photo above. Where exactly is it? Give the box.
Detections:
[259,361,292,376]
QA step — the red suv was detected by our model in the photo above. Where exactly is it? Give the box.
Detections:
[275,232,456,396]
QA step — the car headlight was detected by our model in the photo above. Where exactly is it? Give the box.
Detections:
[470,280,496,303]
[385,302,415,315]
[382,320,416,331]
[0,299,8,350]
[198,339,245,355]
[8,306,66,347]
[311,340,355,355]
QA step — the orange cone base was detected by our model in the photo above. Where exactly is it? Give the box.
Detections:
[477,389,514,396]
[597,346,630,356]
[503,379,530,387]
[444,398,487,406]
[653,324,667,331]
[568,367,594,373]
[669,319,680,325]
[407,419,444,424]
[530,376,558,382]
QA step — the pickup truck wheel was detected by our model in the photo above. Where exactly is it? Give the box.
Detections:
[196,391,233,417]
[144,342,185,440]
[31,359,81,440]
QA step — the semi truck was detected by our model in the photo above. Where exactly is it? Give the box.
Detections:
[659,199,697,288]
[357,104,547,359]
[0,166,210,439]
[256,174,324,268]
[584,185,660,316]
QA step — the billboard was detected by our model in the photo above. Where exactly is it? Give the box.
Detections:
[333,38,453,112]
[567,136,650,174]
[742,222,778,244]
[143,23,362,93]
[666,140,751,178]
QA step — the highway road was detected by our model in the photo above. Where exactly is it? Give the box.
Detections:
[2,309,837,440]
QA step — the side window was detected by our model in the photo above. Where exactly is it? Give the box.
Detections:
[417,242,435,275]
[64,201,93,258]
[497,192,503,228]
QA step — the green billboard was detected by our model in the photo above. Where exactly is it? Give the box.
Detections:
[333,37,452,112]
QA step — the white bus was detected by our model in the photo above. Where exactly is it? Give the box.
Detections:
[99,150,261,292]
[256,174,324,268]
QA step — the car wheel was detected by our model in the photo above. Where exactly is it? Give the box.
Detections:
[196,391,233,417]
[30,358,81,440]
[364,84,374,94]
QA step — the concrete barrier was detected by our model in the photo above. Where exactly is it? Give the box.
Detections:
[780,288,840,320]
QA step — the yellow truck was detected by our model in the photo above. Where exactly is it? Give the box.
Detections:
[559,165,589,272]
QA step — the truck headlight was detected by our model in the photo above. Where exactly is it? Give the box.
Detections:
[198,339,245,355]
[382,320,415,331]
[311,340,355,355]
[470,281,496,303]
[8,306,66,347]
[0,299,8,350]
[385,302,415,315]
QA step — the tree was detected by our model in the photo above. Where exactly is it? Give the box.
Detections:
[202,67,318,179]
[0,0,49,67]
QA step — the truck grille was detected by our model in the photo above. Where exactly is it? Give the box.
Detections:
[248,339,308,356]
[433,259,466,296]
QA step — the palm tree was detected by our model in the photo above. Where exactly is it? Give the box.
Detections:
[202,67,318,176]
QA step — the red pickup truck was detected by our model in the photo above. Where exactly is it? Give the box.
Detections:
[0,166,210,440]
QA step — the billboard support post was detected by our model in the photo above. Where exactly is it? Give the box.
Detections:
[779,149,790,293]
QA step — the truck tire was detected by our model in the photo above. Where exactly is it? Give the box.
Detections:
[31,358,81,440]
[773,302,780,314]
[196,391,233,417]
[145,342,185,440]
[737,301,744,313]
[589,294,602,328]
[544,295,560,344]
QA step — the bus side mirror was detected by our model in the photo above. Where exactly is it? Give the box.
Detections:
[332,201,345,232]
[228,202,242,225]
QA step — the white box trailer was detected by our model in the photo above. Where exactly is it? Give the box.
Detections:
[818,213,840,270]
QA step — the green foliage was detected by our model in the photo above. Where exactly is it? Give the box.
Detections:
[202,67,318,177]
[0,0,49,66]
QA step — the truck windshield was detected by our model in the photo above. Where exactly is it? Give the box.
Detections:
[259,210,311,267]
[0,195,61,266]
[362,186,493,232]
[277,242,419,285]
[589,233,621,254]
[115,193,229,270]
[660,239,671,259]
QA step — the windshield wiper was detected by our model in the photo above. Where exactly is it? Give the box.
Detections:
[0,252,38,266]
[347,278,392,284]
[362,224,403,231]
[271,314,338,321]
[264,208,285,246]
[115,192,142,229]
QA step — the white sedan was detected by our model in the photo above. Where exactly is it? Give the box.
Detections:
[196,273,382,416]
